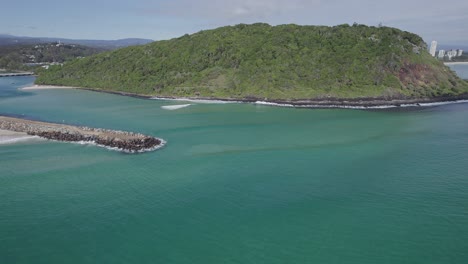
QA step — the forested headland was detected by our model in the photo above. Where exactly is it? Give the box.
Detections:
[36,23,468,101]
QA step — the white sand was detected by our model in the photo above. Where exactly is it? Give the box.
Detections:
[0,129,28,136]
[20,85,78,90]
[0,129,39,145]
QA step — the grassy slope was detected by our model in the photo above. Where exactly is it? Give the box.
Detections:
[36,23,468,100]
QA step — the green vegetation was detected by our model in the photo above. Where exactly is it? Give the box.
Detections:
[36,23,468,99]
[0,43,104,71]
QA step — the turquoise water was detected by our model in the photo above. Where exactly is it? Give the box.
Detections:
[1,76,468,263]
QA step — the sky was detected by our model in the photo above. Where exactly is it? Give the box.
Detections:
[1,0,467,45]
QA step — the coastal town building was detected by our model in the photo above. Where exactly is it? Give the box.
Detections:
[435,45,464,60]
[438,50,445,58]
[430,41,437,57]
[446,50,458,60]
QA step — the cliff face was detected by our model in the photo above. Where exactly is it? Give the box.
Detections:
[36,23,468,100]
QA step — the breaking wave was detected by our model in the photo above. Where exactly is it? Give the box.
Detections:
[161,104,191,110]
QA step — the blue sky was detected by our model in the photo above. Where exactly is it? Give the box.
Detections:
[1,0,467,45]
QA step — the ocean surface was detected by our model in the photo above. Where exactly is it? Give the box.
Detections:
[1,73,468,263]
[447,63,468,80]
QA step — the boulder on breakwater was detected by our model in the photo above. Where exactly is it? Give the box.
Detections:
[0,116,164,153]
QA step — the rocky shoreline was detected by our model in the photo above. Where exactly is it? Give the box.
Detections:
[72,87,468,109]
[0,116,164,153]
[151,94,468,108]
[27,84,468,108]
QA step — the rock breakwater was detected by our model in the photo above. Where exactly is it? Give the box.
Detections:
[0,116,164,153]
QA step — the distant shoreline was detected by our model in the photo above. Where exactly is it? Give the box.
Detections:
[21,84,468,109]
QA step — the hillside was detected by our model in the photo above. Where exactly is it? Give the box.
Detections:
[36,23,468,101]
[0,43,105,70]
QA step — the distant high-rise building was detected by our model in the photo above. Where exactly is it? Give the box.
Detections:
[447,50,458,60]
[429,41,437,56]
[458,49,463,56]
[438,50,445,58]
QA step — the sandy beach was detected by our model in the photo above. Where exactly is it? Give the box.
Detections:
[20,85,78,90]
[0,129,28,137]
[0,129,39,145]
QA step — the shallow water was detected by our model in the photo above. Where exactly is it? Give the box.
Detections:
[448,63,468,79]
[1,77,468,263]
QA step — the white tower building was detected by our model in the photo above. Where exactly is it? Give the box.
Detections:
[458,50,463,56]
[429,41,437,57]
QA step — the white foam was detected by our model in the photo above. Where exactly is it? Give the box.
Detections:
[68,138,167,153]
[254,100,373,109]
[402,100,468,107]
[255,101,294,107]
[0,135,42,145]
[161,104,191,110]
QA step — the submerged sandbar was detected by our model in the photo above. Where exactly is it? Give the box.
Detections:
[0,116,164,153]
